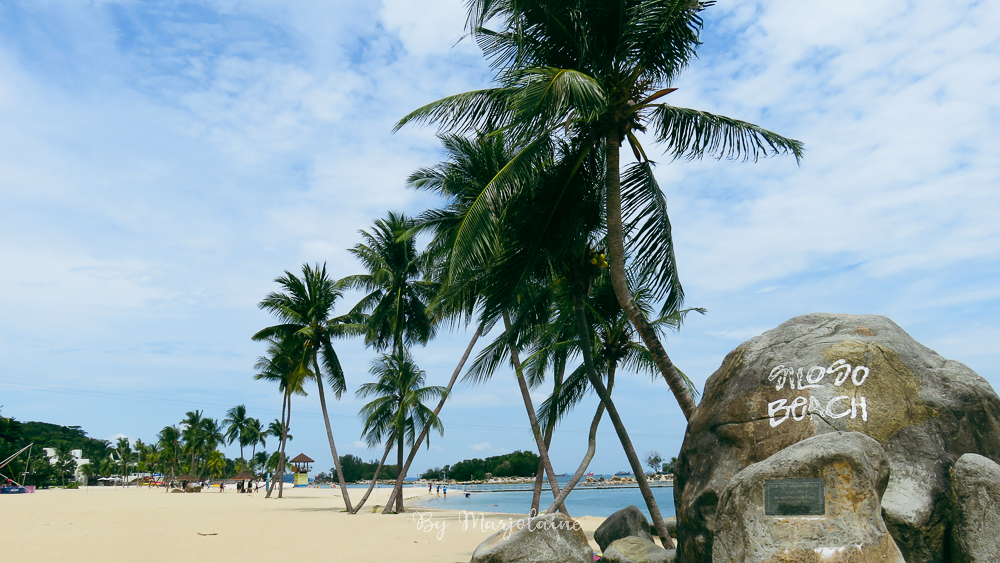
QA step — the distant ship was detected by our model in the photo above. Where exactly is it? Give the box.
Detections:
[584,472,595,477]
[614,471,634,476]
[555,473,567,477]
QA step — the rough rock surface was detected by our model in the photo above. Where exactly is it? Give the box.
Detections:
[675,313,1000,563]
[595,505,654,551]
[713,431,904,563]
[470,512,592,563]
[951,453,1000,563]
[184,482,202,493]
[602,536,675,563]
[169,488,185,493]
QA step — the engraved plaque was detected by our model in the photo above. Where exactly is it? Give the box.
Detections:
[764,478,825,516]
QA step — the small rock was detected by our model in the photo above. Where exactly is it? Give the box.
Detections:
[602,536,675,563]
[951,453,1000,563]
[170,488,185,493]
[470,512,592,563]
[594,506,654,552]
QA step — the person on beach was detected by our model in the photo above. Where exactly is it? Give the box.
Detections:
[436,485,440,495]
[220,482,225,493]
[429,482,432,493]
[237,481,243,493]
[443,486,447,496]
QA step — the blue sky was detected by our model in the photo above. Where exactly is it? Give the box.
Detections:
[1,0,998,477]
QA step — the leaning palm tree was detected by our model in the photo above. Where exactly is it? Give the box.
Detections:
[382,133,570,516]
[353,352,446,514]
[254,264,363,509]
[253,336,307,499]
[397,0,803,422]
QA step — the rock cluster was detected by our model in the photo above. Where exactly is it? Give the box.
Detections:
[675,313,1000,563]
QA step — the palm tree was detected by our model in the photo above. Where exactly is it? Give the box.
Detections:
[341,212,439,356]
[222,405,250,463]
[382,133,570,516]
[397,0,803,422]
[254,264,363,509]
[204,451,227,480]
[157,425,181,488]
[115,437,132,485]
[540,271,701,514]
[181,411,217,480]
[253,336,307,499]
[244,417,264,461]
[353,352,446,513]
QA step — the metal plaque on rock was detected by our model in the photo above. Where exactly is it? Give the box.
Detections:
[764,478,825,516]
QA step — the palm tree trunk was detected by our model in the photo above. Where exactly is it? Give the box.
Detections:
[546,363,615,513]
[383,324,482,514]
[531,361,564,514]
[312,356,354,512]
[571,285,675,548]
[503,312,568,516]
[266,395,285,499]
[395,431,405,513]
[604,132,696,421]
[350,441,394,514]
[278,394,291,499]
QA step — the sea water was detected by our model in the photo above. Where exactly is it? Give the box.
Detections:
[418,482,675,519]
[319,479,675,519]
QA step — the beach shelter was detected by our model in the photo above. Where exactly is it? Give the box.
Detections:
[232,471,255,481]
[289,453,313,487]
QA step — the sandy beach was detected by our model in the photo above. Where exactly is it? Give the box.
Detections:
[4,485,610,562]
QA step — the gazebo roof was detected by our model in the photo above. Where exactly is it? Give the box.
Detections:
[289,453,314,463]
[232,471,255,480]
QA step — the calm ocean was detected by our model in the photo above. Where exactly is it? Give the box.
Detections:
[415,478,675,519]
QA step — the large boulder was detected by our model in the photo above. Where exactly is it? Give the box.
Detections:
[184,482,202,493]
[713,431,904,563]
[675,313,1000,563]
[595,505,654,552]
[951,453,1000,563]
[602,536,675,563]
[470,512,592,563]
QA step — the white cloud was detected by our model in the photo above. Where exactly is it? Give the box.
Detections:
[469,442,492,452]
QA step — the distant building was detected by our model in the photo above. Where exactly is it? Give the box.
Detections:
[42,448,90,483]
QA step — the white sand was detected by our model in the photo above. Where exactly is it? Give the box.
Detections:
[4,485,608,562]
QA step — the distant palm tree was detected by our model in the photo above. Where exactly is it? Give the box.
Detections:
[222,405,250,463]
[244,417,264,461]
[254,336,307,499]
[353,352,446,513]
[157,425,181,487]
[181,411,206,480]
[115,437,132,485]
[254,264,363,509]
[204,451,227,479]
